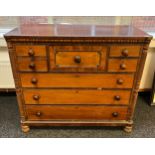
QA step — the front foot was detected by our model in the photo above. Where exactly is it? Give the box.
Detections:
[21,125,30,133]
[124,125,133,133]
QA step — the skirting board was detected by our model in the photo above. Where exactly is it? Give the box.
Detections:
[0,88,15,93]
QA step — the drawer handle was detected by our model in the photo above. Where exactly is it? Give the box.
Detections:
[29,62,36,69]
[33,95,40,100]
[31,77,38,84]
[36,111,42,117]
[117,79,124,85]
[28,48,35,56]
[74,56,81,64]
[112,112,119,117]
[114,95,121,101]
[120,63,126,70]
[122,49,128,57]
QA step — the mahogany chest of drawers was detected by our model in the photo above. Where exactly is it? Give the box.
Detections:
[4,24,152,133]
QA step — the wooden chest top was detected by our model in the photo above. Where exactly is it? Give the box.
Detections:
[4,24,151,41]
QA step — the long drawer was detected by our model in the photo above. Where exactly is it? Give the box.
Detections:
[20,73,134,88]
[23,89,131,105]
[25,105,128,120]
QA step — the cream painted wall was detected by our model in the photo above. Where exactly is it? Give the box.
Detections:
[0,47,15,88]
[140,42,155,89]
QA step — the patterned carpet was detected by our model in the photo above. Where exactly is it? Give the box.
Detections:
[0,92,155,138]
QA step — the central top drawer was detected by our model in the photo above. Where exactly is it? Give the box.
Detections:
[49,46,107,72]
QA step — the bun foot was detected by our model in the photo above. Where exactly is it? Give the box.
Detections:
[124,125,133,133]
[21,125,30,133]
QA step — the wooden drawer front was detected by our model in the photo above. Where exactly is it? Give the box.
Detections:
[15,45,46,56]
[56,52,100,68]
[108,59,138,72]
[20,73,134,88]
[50,46,107,72]
[23,89,131,105]
[26,105,128,120]
[110,45,141,57]
[17,58,48,72]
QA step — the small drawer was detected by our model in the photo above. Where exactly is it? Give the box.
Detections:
[20,73,134,89]
[25,105,128,120]
[23,89,131,105]
[108,59,138,72]
[17,58,48,72]
[110,45,141,57]
[15,45,46,56]
[50,45,107,72]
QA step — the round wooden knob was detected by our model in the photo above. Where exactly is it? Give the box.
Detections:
[33,95,40,100]
[74,56,81,63]
[120,63,126,70]
[31,77,38,84]
[112,112,119,117]
[117,79,123,85]
[36,111,42,117]
[28,49,35,56]
[114,95,121,101]
[29,62,35,69]
[122,49,128,57]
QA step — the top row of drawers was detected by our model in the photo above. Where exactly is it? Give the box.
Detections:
[15,45,141,57]
[15,45,141,73]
